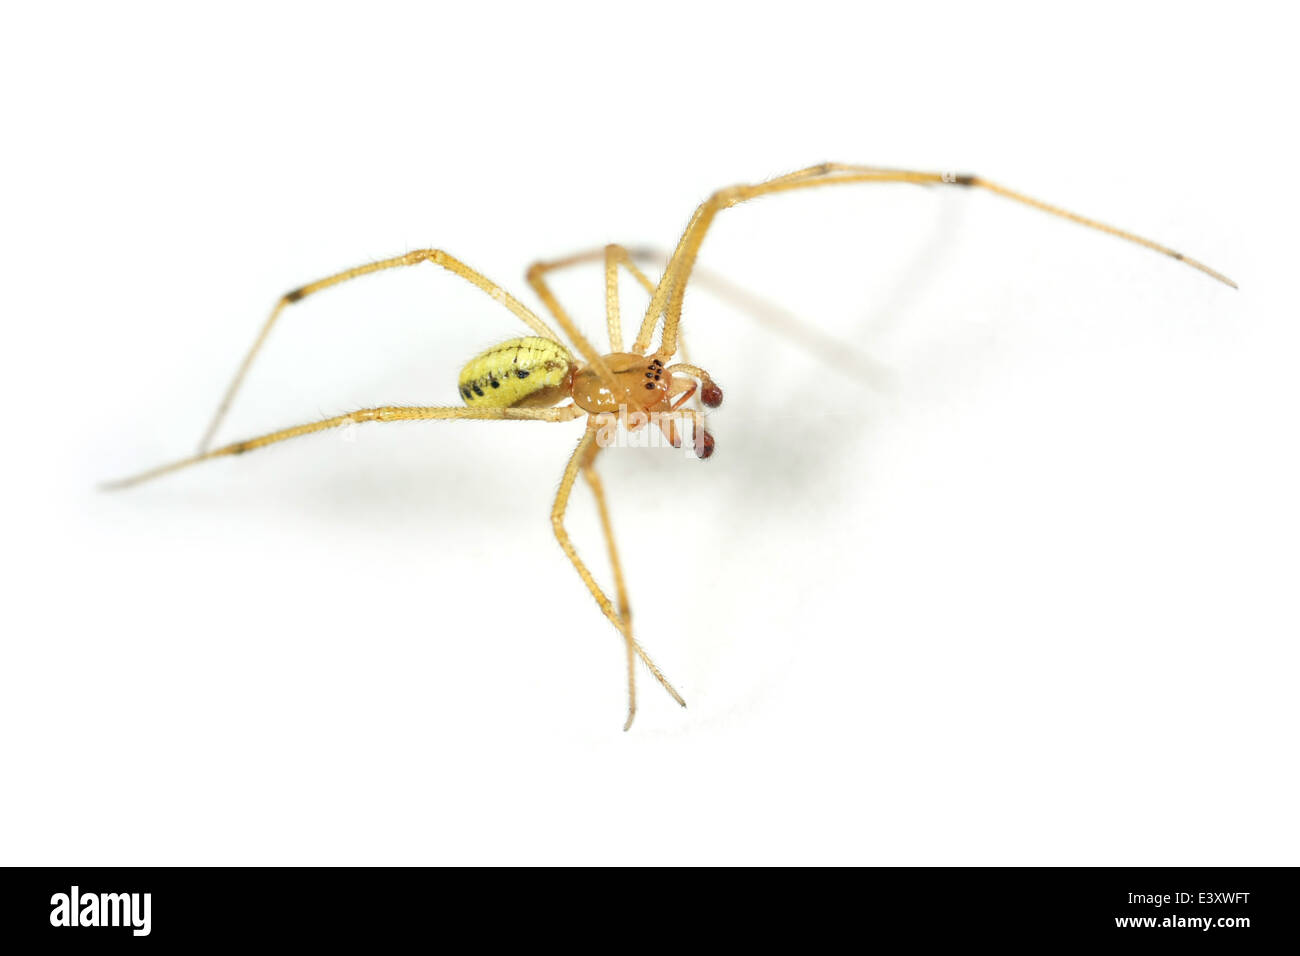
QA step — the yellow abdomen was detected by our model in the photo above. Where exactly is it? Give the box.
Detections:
[458,336,575,409]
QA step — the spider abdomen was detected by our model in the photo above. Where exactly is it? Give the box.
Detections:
[458,336,575,409]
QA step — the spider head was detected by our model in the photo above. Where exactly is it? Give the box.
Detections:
[572,353,671,414]
[576,353,722,459]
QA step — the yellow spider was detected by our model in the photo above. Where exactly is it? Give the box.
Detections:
[104,163,1234,729]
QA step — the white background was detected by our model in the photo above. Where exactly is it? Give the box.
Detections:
[3,2,1295,865]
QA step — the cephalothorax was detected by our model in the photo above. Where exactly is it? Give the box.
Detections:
[105,163,1233,729]
[459,336,721,454]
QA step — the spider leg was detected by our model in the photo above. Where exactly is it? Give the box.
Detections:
[636,164,1237,357]
[198,249,566,453]
[526,246,725,443]
[602,245,629,352]
[528,243,891,386]
[103,403,585,490]
[553,423,686,730]
[527,245,657,354]
[636,247,896,389]
[763,162,937,186]
[526,244,659,413]
[580,444,636,730]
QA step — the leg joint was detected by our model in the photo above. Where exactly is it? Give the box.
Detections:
[402,249,444,266]
[710,185,747,208]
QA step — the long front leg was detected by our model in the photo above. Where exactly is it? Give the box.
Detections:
[104,403,585,490]
[199,249,566,453]
[552,424,685,730]
[636,164,1237,358]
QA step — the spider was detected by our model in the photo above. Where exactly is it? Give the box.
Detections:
[105,163,1234,729]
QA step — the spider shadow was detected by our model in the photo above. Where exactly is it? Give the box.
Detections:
[700,197,977,543]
